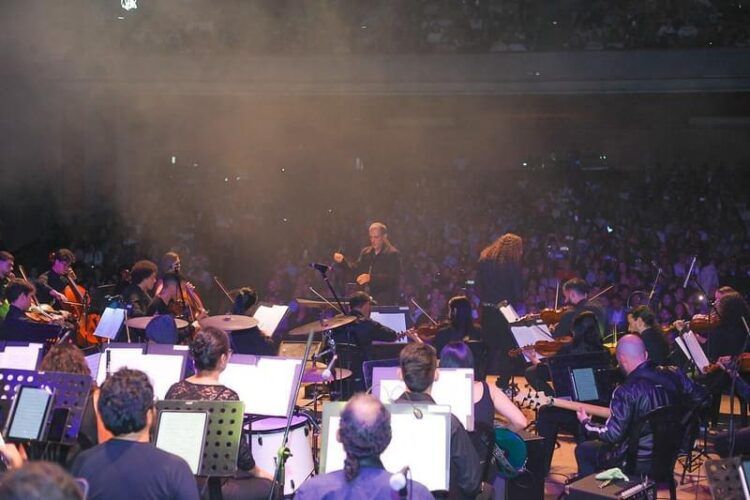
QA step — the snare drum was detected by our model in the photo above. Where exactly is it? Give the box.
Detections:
[249,416,314,495]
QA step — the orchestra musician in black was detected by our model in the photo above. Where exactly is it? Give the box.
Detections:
[36,249,76,307]
[333,222,401,306]
[476,233,523,388]
[553,278,608,338]
[122,260,158,319]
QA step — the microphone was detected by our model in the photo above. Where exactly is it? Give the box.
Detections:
[389,466,410,491]
[309,263,332,273]
[683,255,697,289]
[322,354,338,380]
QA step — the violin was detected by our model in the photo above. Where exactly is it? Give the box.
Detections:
[670,315,713,336]
[63,269,103,347]
[406,324,442,343]
[508,335,573,358]
[25,303,68,325]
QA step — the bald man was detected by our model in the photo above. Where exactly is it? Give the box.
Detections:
[295,394,433,499]
[574,335,706,476]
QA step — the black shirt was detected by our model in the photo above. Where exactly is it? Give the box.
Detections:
[123,284,153,318]
[396,391,481,499]
[333,310,399,361]
[555,299,608,339]
[340,245,401,305]
[36,269,70,306]
[147,296,170,316]
[433,324,481,359]
[476,260,522,305]
[639,327,670,366]
[0,304,64,343]
[70,439,199,500]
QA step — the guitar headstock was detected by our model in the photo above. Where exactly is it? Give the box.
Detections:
[512,389,553,411]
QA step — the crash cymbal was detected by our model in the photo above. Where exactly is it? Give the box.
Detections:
[301,367,352,384]
[287,315,356,336]
[295,298,349,309]
[125,316,189,330]
[199,314,259,331]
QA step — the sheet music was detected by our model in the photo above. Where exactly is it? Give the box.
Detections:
[96,349,184,399]
[375,367,475,431]
[8,387,51,440]
[370,312,407,333]
[220,357,301,416]
[675,331,710,372]
[323,406,451,492]
[499,303,520,323]
[0,344,43,370]
[94,307,126,339]
[510,324,553,362]
[252,305,289,337]
[155,411,207,474]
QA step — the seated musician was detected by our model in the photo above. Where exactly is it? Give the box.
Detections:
[432,296,481,358]
[333,291,398,393]
[440,342,527,483]
[0,279,70,342]
[156,251,208,320]
[0,250,15,319]
[574,335,706,476]
[627,306,670,366]
[165,327,274,499]
[71,368,199,500]
[36,249,76,307]
[553,279,607,339]
[228,287,276,356]
[525,312,608,395]
[396,343,483,499]
[295,393,433,500]
[122,260,157,319]
[146,272,180,316]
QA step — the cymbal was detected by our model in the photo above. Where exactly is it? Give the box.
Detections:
[126,316,189,330]
[199,314,259,331]
[301,367,352,384]
[288,315,356,336]
[295,298,349,309]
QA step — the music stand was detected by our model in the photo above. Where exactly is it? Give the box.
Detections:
[0,368,92,445]
[372,366,475,431]
[547,352,614,403]
[362,358,399,392]
[93,344,186,399]
[219,354,302,417]
[320,401,452,493]
[0,342,45,370]
[155,400,245,500]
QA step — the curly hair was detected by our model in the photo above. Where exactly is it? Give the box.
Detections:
[0,462,83,500]
[479,233,523,265]
[339,394,392,481]
[40,344,91,377]
[189,326,230,371]
[98,368,154,436]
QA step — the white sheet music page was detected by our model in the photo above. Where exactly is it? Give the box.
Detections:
[0,344,43,370]
[676,331,710,372]
[510,324,553,362]
[252,305,288,337]
[155,411,207,474]
[220,357,300,416]
[96,350,183,399]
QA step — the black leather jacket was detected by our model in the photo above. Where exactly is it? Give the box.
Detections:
[583,361,707,464]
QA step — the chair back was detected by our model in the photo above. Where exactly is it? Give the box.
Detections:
[624,405,683,482]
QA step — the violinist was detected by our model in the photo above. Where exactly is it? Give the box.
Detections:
[36,249,76,307]
[0,250,15,318]
[332,292,399,395]
[477,233,523,389]
[122,260,158,319]
[627,306,670,366]
[0,279,71,342]
[554,278,607,339]
[146,272,180,316]
[433,296,481,358]
[524,312,609,395]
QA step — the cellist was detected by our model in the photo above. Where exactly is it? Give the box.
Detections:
[36,248,76,307]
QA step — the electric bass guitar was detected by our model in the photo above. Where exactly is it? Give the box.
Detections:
[513,390,611,419]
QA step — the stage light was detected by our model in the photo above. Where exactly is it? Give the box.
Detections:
[121,0,137,11]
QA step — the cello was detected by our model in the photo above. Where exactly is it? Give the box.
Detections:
[63,269,103,347]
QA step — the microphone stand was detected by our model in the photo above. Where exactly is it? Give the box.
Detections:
[312,266,348,315]
[268,328,317,500]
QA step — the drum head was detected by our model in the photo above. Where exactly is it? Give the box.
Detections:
[250,415,306,433]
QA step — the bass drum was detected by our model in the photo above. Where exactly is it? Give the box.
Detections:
[249,416,314,495]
